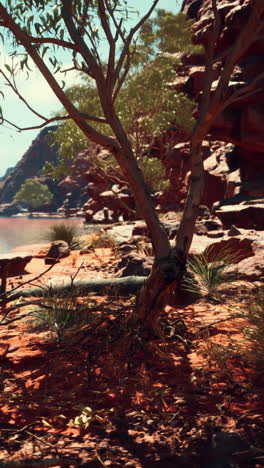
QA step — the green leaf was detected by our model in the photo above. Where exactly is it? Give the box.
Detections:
[41,46,49,58]
[4,64,12,74]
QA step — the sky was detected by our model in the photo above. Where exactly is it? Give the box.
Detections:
[0,0,183,177]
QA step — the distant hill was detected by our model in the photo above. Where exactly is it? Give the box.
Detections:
[0,126,59,204]
[0,167,14,182]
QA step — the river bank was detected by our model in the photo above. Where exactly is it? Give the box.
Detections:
[0,217,97,255]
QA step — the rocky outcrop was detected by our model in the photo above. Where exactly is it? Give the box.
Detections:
[180,0,264,226]
[0,126,59,204]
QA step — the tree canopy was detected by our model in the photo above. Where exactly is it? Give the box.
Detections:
[14,178,53,212]
[43,9,195,188]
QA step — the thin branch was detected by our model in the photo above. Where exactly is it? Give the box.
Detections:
[1,258,59,303]
[0,3,119,151]
[195,314,243,335]
[113,44,136,101]
[27,35,77,51]
[61,0,102,81]
[111,186,135,215]
[0,68,47,121]
[98,0,116,89]
[0,116,62,131]
[1,110,107,132]
[112,0,159,95]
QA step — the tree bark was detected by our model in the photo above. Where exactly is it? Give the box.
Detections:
[6,276,146,303]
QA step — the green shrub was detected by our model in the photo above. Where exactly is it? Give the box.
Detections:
[183,247,240,300]
[29,286,96,342]
[43,222,81,249]
[138,156,170,193]
[243,286,264,366]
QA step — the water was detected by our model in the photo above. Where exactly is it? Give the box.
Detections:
[0,217,90,255]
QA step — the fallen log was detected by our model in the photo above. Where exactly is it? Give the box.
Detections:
[6,276,146,302]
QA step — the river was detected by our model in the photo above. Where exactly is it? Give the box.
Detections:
[0,217,91,255]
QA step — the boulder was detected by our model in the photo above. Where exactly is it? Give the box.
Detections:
[237,251,264,281]
[45,241,70,264]
[201,237,260,263]
[227,225,242,236]
[0,253,32,277]
[114,252,153,277]
[215,203,264,230]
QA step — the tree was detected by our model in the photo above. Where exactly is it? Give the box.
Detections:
[14,179,53,213]
[0,0,263,329]
[43,11,195,188]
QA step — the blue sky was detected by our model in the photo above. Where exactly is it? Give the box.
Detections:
[0,0,183,177]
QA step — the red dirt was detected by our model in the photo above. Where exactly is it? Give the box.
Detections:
[0,248,264,467]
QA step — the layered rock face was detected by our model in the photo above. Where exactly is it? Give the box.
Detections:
[180,0,264,228]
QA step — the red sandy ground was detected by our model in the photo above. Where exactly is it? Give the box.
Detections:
[0,247,264,467]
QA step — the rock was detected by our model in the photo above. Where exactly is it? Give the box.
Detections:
[115,252,153,277]
[215,203,264,229]
[227,225,241,236]
[105,223,135,243]
[202,237,258,263]
[195,223,208,236]
[45,241,70,264]
[181,0,264,216]
[0,253,32,277]
[237,251,264,281]
[0,126,60,206]
[132,221,150,237]
[207,230,225,238]
[198,205,211,217]
[204,219,223,231]
[191,231,264,264]
[93,209,112,223]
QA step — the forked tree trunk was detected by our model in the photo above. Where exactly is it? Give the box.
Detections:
[134,140,204,328]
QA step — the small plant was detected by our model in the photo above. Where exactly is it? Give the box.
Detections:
[243,286,264,367]
[43,222,81,249]
[69,406,112,430]
[87,232,117,249]
[134,237,153,257]
[29,286,96,342]
[183,247,240,300]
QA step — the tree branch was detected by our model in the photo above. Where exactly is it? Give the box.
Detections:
[61,0,104,82]
[0,68,48,121]
[1,112,107,132]
[0,3,120,152]
[112,0,160,96]
[98,0,116,90]
[26,35,77,51]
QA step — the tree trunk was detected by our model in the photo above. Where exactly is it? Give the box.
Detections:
[5,276,146,303]
[134,139,204,327]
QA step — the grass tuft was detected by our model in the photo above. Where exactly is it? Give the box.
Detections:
[42,222,82,249]
[29,285,96,342]
[183,247,240,300]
